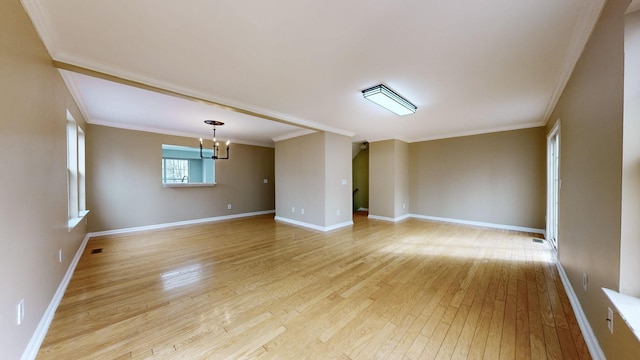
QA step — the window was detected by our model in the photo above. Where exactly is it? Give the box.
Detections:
[162,158,190,183]
[66,110,88,230]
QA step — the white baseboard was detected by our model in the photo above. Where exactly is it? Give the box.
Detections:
[368,214,411,222]
[21,233,90,360]
[556,261,605,360]
[410,214,545,235]
[357,207,369,211]
[88,210,275,237]
[274,216,353,232]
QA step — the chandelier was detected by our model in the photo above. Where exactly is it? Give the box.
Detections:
[199,120,230,160]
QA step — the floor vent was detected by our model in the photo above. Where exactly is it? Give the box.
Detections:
[91,248,103,254]
[532,239,544,243]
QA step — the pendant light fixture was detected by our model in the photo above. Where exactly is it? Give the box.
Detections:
[199,120,230,160]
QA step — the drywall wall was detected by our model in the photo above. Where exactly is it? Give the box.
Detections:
[352,148,369,211]
[621,8,640,298]
[547,0,640,357]
[369,139,410,220]
[274,131,352,229]
[0,1,88,358]
[369,140,397,219]
[86,124,275,232]
[323,132,353,227]
[274,132,326,227]
[409,127,546,229]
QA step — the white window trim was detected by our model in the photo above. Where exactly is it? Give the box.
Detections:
[66,110,88,231]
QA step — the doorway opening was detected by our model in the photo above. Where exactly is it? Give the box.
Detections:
[547,121,561,251]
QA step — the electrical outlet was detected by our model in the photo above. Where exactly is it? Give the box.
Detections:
[58,249,63,263]
[227,204,232,210]
[17,299,24,325]
[607,307,614,333]
[291,207,295,213]
[301,208,304,214]
[583,272,588,291]
[403,203,406,209]
[341,179,347,185]
[263,178,268,184]
[336,209,340,216]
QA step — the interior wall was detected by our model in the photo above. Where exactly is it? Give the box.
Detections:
[621,8,640,297]
[369,140,396,219]
[409,127,546,229]
[0,1,88,358]
[352,148,369,211]
[274,132,325,227]
[86,124,275,232]
[323,132,353,227]
[546,0,640,357]
[394,140,410,218]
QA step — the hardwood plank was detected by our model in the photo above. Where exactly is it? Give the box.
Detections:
[36,215,591,359]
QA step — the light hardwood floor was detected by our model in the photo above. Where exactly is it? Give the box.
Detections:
[37,213,590,359]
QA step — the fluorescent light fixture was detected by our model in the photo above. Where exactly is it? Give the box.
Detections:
[362,84,417,116]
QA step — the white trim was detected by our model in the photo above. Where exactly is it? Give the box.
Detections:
[67,210,90,232]
[407,121,545,143]
[272,129,317,142]
[556,262,605,360]
[88,118,275,148]
[602,288,640,342]
[368,214,411,223]
[162,182,216,188]
[51,51,355,138]
[357,207,369,211]
[542,0,606,124]
[21,233,91,360]
[274,216,353,232]
[409,214,545,234]
[89,210,275,237]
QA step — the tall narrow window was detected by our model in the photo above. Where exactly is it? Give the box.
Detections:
[66,110,88,230]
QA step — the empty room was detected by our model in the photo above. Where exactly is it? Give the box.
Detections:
[2,0,640,359]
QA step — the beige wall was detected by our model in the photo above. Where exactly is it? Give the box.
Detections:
[547,0,640,357]
[621,9,640,297]
[352,148,369,211]
[275,132,326,226]
[323,132,353,227]
[409,128,546,229]
[0,1,88,358]
[86,125,275,232]
[275,131,352,228]
[394,140,410,218]
[369,140,396,218]
[369,139,410,220]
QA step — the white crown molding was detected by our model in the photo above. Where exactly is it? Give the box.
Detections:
[542,0,606,125]
[20,0,59,58]
[58,69,92,125]
[272,129,317,142]
[88,118,275,148]
[52,52,355,138]
[408,121,545,143]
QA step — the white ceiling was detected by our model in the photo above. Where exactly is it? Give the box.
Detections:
[22,0,610,146]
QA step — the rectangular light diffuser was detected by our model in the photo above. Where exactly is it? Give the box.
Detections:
[362,84,417,116]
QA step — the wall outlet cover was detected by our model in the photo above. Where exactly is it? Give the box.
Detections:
[607,307,614,333]
[227,204,232,210]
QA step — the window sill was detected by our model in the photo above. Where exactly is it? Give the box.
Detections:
[68,210,90,232]
[163,183,217,188]
[603,288,640,342]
